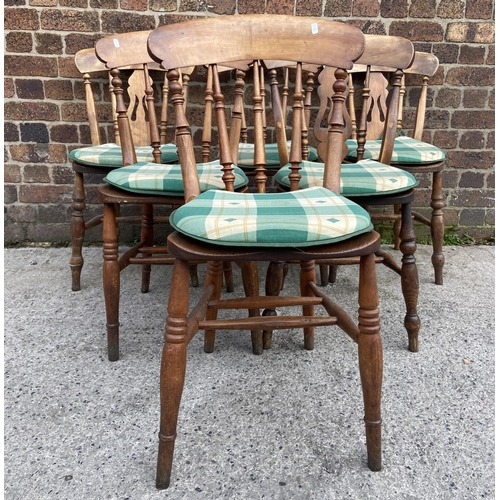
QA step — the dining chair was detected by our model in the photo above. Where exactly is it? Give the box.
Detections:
[274,35,421,352]
[95,33,251,361]
[344,52,445,284]
[147,14,383,489]
[69,43,179,291]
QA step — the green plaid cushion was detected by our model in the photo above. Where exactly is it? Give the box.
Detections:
[275,159,418,196]
[237,141,319,168]
[170,187,373,247]
[104,160,249,196]
[69,143,179,167]
[345,136,446,164]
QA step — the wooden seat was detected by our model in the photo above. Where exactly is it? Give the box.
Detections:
[69,42,179,291]
[146,15,383,489]
[274,35,421,352]
[345,52,445,284]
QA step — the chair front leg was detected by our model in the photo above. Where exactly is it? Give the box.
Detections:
[203,261,223,353]
[358,252,382,472]
[400,202,420,352]
[102,202,120,361]
[300,260,316,350]
[70,170,86,291]
[141,204,154,293]
[430,170,445,285]
[262,261,286,350]
[156,258,190,490]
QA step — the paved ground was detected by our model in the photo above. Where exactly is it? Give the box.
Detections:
[4,244,495,499]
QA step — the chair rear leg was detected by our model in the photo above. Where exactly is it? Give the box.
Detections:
[393,204,402,250]
[70,170,86,291]
[430,171,445,285]
[203,261,223,353]
[156,259,190,489]
[263,261,285,350]
[300,260,316,350]
[358,253,382,471]
[141,204,154,293]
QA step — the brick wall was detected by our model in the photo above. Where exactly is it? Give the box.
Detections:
[4,1,495,244]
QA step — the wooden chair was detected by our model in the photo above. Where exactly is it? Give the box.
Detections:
[69,42,179,291]
[274,35,421,352]
[147,15,383,489]
[344,52,445,284]
[95,33,251,361]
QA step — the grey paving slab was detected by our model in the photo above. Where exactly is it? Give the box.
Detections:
[3,244,495,499]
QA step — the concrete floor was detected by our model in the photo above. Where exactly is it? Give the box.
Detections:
[3,244,495,499]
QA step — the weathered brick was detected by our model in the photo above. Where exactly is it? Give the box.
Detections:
[60,0,88,6]
[24,164,51,183]
[20,123,50,143]
[459,208,485,225]
[59,57,81,79]
[446,22,495,43]
[30,0,58,6]
[4,185,18,204]
[466,0,493,19]
[437,0,464,18]
[488,90,494,109]
[44,80,74,100]
[5,122,20,142]
[441,169,459,189]
[179,0,206,11]
[389,21,444,41]
[4,8,39,30]
[101,11,155,33]
[486,45,494,65]
[149,0,176,11]
[351,0,379,16]
[40,9,99,31]
[446,66,494,86]
[52,165,75,184]
[409,0,436,18]
[5,55,58,77]
[486,131,494,149]
[486,171,494,188]
[19,184,72,203]
[65,33,100,55]
[6,0,26,5]
[451,110,494,129]
[433,130,458,149]
[462,89,489,108]
[38,205,71,224]
[296,0,321,16]
[446,150,494,169]
[5,32,33,53]
[459,131,485,149]
[121,0,148,10]
[4,164,22,183]
[35,33,63,55]
[435,88,460,108]
[485,208,494,225]
[90,0,118,7]
[459,171,485,189]
[266,0,294,14]
[4,224,27,244]
[325,0,351,17]
[50,124,79,143]
[5,101,59,121]
[450,189,494,208]
[348,20,387,35]
[237,0,265,14]
[15,79,45,99]
[5,78,15,98]
[61,102,91,122]
[6,205,38,223]
[459,45,486,64]
[433,43,459,63]
[26,223,72,243]
[9,143,67,163]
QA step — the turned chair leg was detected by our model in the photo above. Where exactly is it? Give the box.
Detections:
[393,204,402,250]
[156,259,190,490]
[102,202,120,361]
[141,204,154,294]
[70,171,86,292]
[300,260,316,350]
[399,202,420,352]
[203,261,224,353]
[262,261,285,350]
[223,261,234,293]
[358,253,383,471]
[430,171,445,285]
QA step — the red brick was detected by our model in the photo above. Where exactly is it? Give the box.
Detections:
[179,0,206,12]
[5,32,33,53]
[409,0,437,18]
[389,21,444,41]
[65,33,101,55]
[441,169,459,189]
[19,184,72,203]
[24,164,51,183]
[4,164,22,183]
[486,131,494,149]
[451,110,495,129]
[446,150,494,170]
[149,0,176,11]
[120,0,148,10]
[266,0,294,14]
[462,89,489,109]
[5,55,58,77]
[26,223,72,243]
[101,11,155,33]
[435,88,460,108]
[437,0,464,18]
[38,205,71,223]
[296,0,321,16]
[459,131,486,149]
[325,0,351,16]
[40,9,99,31]
[60,0,87,6]
[433,130,458,149]
[459,45,486,64]
[459,208,486,225]
[45,80,74,100]
[433,43,459,63]
[35,33,63,55]
[5,78,15,98]
[9,143,67,163]
[237,0,265,14]
[459,171,485,188]
[4,185,18,204]
[15,79,45,99]
[466,0,494,19]
[380,0,407,17]
[352,0,379,16]
[50,124,79,143]
[5,101,60,121]
[446,22,495,43]
[59,57,81,78]
[30,0,58,5]
[449,189,494,208]
[485,208,494,225]
[4,8,39,30]
[52,165,75,184]
[5,123,19,142]
[6,205,38,223]
[486,45,494,65]
[446,66,494,86]
[90,0,118,7]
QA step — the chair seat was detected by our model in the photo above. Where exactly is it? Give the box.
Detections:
[237,140,319,167]
[275,159,418,196]
[69,143,179,167]
[345,136,446,164]
[170,186,373,247]
[104,160,249,196]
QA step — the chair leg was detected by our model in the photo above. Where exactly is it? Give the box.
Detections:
[358,253,382,472]
[300,260,316,350]
[328,265,337,284]
[102,202,120,361]
[203,261,223,354]
[70,170,86,292]
[319,264,329,286]
[156,259,190,490]
[189,264,199,288]
[223,261,234,293]
[262,261,285,350]
[141,204,154,294]
[430,171,445,285]
[393,204,402,250]
[400,202,420,353]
